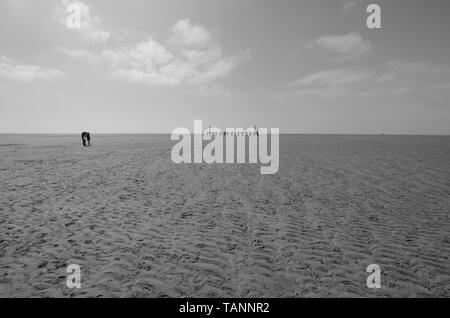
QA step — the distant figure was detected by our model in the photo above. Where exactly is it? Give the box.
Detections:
[81,131,91,147]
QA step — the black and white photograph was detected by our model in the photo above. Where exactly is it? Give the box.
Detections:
[0,0,449,302]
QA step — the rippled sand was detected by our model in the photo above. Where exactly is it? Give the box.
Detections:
[0,134,449,297]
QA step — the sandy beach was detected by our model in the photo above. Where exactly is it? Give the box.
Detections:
[0,134,449,297]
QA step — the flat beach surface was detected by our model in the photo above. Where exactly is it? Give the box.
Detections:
[0,134,449,297]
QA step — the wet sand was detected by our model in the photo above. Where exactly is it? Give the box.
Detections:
[0,134,449,297]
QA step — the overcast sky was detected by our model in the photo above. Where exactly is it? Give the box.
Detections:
[1,0,449,134]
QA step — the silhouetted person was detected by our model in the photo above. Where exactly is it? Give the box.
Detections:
[81,132,86,146]
[81,132,91,147]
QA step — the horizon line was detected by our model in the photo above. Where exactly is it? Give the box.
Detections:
[1,133,450,136]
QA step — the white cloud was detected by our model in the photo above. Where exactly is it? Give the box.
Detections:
[193,85,231,98]
[290,86,352,98]
[288,68,372,98]
[313,32,371,61]
[288,60,450,100]
[386,60,440,74]
[377,72,396,83]
[170,19,212,48]
[58,47,102,63]
[4,0,29,8]
[54,0,110,43]
[372,60,440,85]
[101,19,249,86]
[289,68,372,88]
[359,60,449,99]
[0,56,63,82]
[342,0,359,13]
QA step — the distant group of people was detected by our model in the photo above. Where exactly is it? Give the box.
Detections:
[205,125,259,137]
[81,131,91,147]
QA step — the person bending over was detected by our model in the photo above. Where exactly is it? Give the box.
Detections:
[81,131,91,146]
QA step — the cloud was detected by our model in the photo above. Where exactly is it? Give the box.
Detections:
[386,60,440,74]
[312,32,371,61]
[58,47,102,63]
[289,68,372,88]
[100,19,249,86]
[192,85,231,98]
[3,0,29,8]
[288,68,372,98]
[170,19,212,48]
[342,0,359,13]
[290,86,353,98]
[359,60,450,100]
[0,56,63,82]
[288,59,450,100]
[372,60,441,86]
[54,0,110,43]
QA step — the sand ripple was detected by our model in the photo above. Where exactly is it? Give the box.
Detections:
[0,135,449,297]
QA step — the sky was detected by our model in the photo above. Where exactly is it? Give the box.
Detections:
[0,0,449,134]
